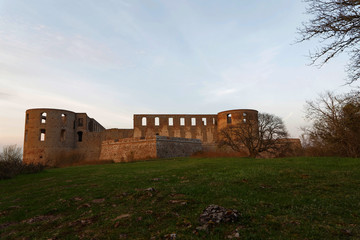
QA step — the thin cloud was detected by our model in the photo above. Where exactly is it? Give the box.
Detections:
[0,91,13,99]
[0,18,121,67]
[200,46,280,102]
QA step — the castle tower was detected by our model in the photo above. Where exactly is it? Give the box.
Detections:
[217,109,258,131]
[23,108,77,164]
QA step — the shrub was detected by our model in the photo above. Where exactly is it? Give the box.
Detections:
[0,160,45,180]
[0,144,22,162]
[0,145,45,180]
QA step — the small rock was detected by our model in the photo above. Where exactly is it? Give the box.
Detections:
[144,187,156,192]
[196,224,209,232]
[114,214,131,221]
[164,233,176,239]
[77,203,91,209]
[92,198,105,203]
[228,232,240,239]
[169,200,187,205]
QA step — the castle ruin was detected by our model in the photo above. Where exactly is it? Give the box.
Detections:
[23,108,259,165]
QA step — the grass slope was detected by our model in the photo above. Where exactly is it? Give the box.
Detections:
[0,157,360,239]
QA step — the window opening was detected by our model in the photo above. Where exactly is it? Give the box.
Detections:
[202,118,207,126]
[155,117,160,126]
[227,114,232,124]
[142,117,147,126]
[88,119,94,132]
[40,129,46,141]
[243,113,247,117]
[191,118,196,126]
[41,112,47,124]
[61,129,66,142]
[213,118,216,125]
[180,117,185,126]
[168,117,173,126]
[78,118,83,127]
[26,114,29,124]
[61,113,67,123]
[243,119,247,123]
[77,131,83,142]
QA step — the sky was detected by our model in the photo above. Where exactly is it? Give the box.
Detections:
[0,0,356,149]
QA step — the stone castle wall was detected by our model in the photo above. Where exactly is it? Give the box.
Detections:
[100,137,157,162]
[23,108,264,165]
[133,114,217,144]
[156,136,202,158]
[99,136,202,162]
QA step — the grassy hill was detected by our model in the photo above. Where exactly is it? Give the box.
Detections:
[1,157,359,239]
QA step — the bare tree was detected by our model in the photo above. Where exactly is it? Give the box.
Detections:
[304,91,360,157]
[0,144,22,162]
[298,0,360,83]
[218,113,289,158]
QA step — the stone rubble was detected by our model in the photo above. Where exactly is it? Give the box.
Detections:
[196,204,239,232]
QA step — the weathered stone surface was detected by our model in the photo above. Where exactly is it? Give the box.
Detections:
[197,204,240,232]
[199,204,239,224]
[99,136,202,162]
[23,108,301,165]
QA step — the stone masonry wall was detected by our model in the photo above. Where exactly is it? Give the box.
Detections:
[99,137,157,162]
[156,136,202,158]
[133,114,217,144]
[99,136,202,162]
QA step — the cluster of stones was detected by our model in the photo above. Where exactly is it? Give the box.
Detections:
[197,204,239,231]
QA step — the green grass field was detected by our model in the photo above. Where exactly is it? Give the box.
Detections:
[1,157,359,239]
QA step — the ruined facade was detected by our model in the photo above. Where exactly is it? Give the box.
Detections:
[23,108,259,164]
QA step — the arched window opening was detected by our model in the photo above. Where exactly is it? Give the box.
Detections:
[61,129,66,142]
[243,113,247,117]
[227,114,232,124]
[213,118,216,125]
[77,131,83,142]
[168,117,173,126]
[243,118,247,123]
[191,118,196,126]
[202,118,207,126]
[41,112,47,124]
[61,113,67,124]
[155,117,160,126]
[40,129,46,141]
[142,117,147,126]
[78,118,83,127]
[180,117,185,126]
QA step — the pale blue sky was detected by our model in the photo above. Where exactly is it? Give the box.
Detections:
[0,0,355,148]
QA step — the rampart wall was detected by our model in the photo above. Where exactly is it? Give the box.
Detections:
[99,136,202,162]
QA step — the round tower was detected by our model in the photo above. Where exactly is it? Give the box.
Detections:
[23,108,76,164]
[217,109,258,131]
